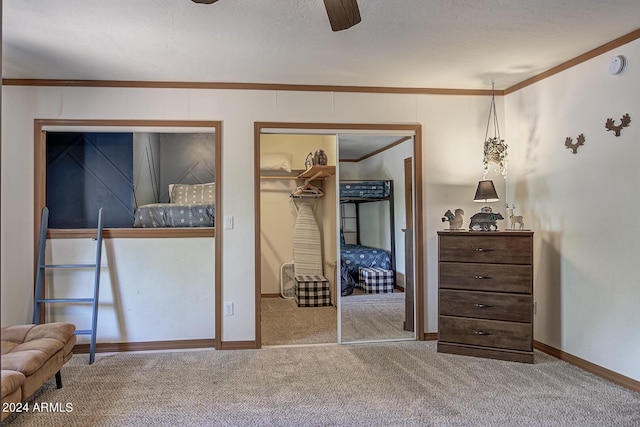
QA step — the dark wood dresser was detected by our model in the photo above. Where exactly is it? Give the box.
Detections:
[437,231,534,363]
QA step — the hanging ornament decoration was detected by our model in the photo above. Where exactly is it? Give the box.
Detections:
[483,81,508,179]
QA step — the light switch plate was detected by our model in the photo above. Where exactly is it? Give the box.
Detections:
[224,302,233,316]
[224,215,234,229]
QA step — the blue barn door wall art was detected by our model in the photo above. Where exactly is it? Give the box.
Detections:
[46,132,134,228]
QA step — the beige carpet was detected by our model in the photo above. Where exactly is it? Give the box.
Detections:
[261,291,412,345]
[341,290,414,342]
[4,341,639,426]
[261,297,336,346]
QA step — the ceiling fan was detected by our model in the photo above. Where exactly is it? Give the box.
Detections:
[191,0,361,31]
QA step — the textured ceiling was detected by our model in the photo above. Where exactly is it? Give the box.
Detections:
[3,0,639,90]
[338,134,409,161]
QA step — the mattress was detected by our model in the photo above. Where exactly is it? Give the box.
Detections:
[134,203,215,228]
[341,243,392,273]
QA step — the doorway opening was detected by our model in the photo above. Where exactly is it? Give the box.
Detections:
[254,122,424,348]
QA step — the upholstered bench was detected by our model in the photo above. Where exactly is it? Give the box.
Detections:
[1,323,76,421]
[295,274,332,307]
[358,267,394,293]
[1,370,25,413]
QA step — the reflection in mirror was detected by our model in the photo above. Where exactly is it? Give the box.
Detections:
[338,135,415,343]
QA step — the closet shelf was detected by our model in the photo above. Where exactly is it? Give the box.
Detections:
[297,165,335,181]
[260,169,306,180]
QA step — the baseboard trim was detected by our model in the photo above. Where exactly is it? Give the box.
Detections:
[218,340,259,350]
[424,332,438,341]
[260,293,281,298]
[395,272,405,291]
[534,340,640,393]
[73,339,216,354]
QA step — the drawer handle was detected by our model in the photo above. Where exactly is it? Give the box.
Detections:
[473,275,492,280]
[473,303,493,309]
[473,331,491,336]
[474,248,493,252]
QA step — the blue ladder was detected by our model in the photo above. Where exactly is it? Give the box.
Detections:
[33,207,104,364]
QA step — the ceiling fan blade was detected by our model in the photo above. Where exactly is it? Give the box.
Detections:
[323,0,361,31]
[191,0,219,4]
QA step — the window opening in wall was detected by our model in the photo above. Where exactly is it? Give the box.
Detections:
[45,131,216,230]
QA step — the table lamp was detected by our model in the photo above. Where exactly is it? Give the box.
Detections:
[473,180,499,213]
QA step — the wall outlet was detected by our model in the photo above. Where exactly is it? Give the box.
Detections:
[533,301,537,315]
[224,302,234,316]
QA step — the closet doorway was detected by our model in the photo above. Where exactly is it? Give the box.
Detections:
[258,133,338,346]
[254,122,424,348]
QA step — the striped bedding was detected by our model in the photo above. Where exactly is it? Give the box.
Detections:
[133,203,215,228]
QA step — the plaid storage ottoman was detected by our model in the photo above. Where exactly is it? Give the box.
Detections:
[358,267,394,293]
[295,275,332,307]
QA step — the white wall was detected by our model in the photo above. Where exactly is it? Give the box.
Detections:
[1,86,504,346]
[505,39,640,381]
[45,238,215,343]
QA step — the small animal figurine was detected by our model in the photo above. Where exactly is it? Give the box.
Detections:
[469,211,504,231]
[506,204,525,230]
[441,208,464,229]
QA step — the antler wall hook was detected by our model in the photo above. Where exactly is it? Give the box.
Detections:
[565,134,585,154]
[605,113,631,136]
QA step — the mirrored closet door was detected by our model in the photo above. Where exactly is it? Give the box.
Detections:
[337,133,416,343]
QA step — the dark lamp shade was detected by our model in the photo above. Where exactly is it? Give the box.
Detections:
[473,180,499,202]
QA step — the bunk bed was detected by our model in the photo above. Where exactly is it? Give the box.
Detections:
[339,180,395,296]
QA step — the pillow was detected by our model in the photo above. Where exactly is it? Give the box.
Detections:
[171,182,215,204]
[261,152,292,173]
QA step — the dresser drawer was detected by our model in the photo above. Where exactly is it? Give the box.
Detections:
[439,234,532,264]
[439,316,532,351]
[439,262,532,293]
[439,290,532,323]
